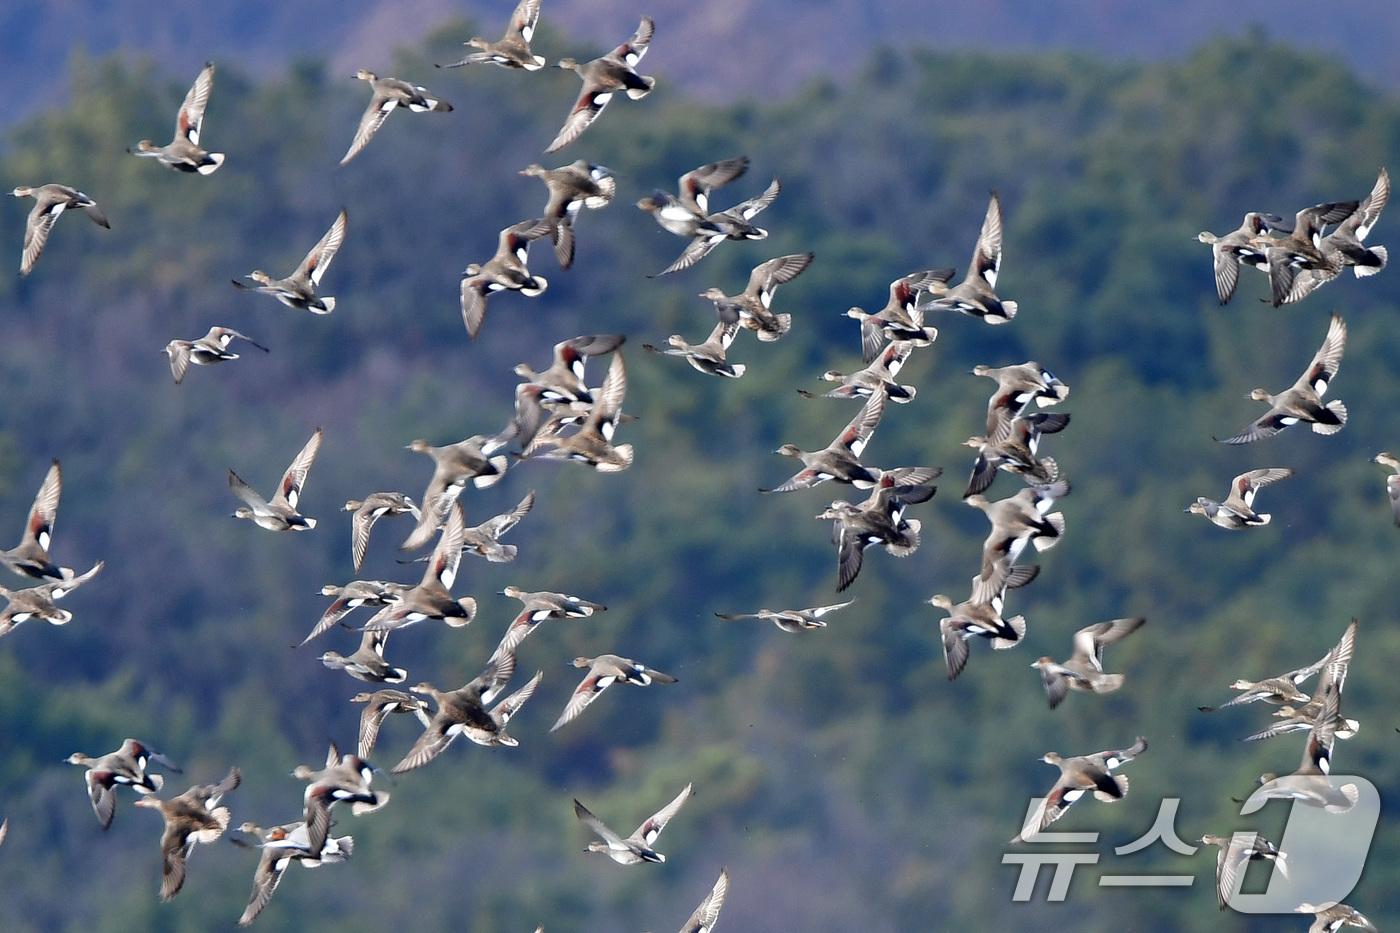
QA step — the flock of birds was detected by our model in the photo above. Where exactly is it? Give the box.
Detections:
[5,4,737,928]
[979,175,1391,927]
[977,172,1392,927]
[2,1,1394,930]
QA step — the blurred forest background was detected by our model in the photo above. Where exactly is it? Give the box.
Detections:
[8,0,1400,123]
[0,6,1398,933]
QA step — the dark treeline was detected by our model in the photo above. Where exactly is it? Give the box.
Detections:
[0,21,1396,933]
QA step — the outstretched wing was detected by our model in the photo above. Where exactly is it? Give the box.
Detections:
[86,771,118,829]
[972,191,1004,287]
[342,92,395,165]
[550,668,610,732]
[573,798,627,849]
[680,869,730,933]
[1011,782,1080,843]
[631,782,692,845]
[478,490,536,540]
[547,89,610,153]
[1219,412,1291,446]
[390,717,456,774]
[239,846,293,926]
[1297,312,1346,397]
[839,392,886,458]
[177,62,216,144]
[658,229,726,275]
[492,670,543,730]
[277,428,324,509]
[833,522,867,592]
[301,209,348,285]
[20,199,62,276]
[609,16,654,68]
[26,460,62,553]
